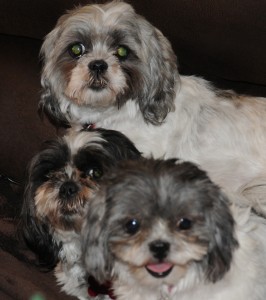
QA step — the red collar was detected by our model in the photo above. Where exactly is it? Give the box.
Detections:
[88,276,115,299]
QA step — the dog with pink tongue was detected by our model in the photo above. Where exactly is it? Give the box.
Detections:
[82,158,266,300]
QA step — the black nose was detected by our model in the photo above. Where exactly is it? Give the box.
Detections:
[88,60,108,74]
[59,181,79,198]
[149,240,170,260]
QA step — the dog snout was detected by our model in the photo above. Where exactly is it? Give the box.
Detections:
[149,240,170,260]
[88,60,108,74]
[59,181,79,198]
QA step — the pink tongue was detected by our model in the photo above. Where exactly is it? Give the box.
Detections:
[146,263,173,273]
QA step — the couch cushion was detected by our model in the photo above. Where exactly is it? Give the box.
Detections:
[0,35,56,181]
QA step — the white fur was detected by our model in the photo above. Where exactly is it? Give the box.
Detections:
[54,230,89,300]
[91,77,266,214]
[66,76,266,209]
[54,230,110,300]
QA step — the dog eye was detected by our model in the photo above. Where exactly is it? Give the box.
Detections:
[116,46,129,59]
[125,218,140,235]
[68,43,86,58]
[85,167,103,179]
[177,218,192,230]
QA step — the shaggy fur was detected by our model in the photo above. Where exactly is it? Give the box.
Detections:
[39,1,266,215]
[82,158,266,300]
[20,128,141,300]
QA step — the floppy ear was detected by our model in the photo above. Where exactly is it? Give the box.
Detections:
[82,191,113,284]
[20,165,61,269]
[39,23,70,128]
[137,17,179,125]
[205,192,238,282]
[38,85,70,128]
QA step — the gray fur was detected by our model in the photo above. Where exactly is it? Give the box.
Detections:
[82,158,238,285]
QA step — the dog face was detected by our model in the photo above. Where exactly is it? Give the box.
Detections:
[83,159,238,289]
[21,128,141,267]
[39,1,178,126]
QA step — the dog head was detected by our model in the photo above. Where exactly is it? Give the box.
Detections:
[39,1,178,127]
[21,128,141,268]
[83,158,238,289]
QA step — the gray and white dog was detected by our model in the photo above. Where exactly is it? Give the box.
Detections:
[82,158,266,300]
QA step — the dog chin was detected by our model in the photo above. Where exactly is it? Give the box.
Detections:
[65,86,118,108]
[120,263,187,288]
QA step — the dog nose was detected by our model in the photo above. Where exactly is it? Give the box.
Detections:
[88,60,108,74]
[59,181,79,198]
[149,240,170,260]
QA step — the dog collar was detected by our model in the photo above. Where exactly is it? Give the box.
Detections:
[88,276,115,299]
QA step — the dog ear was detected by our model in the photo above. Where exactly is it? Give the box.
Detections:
[20,153,62,268]
[39,24,70,128]
[96,129,142,160]
[20,182,61,269]
[137,18,179,125]
[205,192,238,282]
[82,190,113,284]
[38,83,70,128]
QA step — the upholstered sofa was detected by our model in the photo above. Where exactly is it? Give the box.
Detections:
[1,1,266,299]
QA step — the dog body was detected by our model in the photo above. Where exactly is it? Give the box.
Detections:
[21,128,141,299]
[92,76,266,197]
[40,1,266,214]
[82,159,266,300]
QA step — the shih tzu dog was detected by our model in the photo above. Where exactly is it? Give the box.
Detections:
[20,128,141,300]
[82,158,266,300]
[39,0,266,215]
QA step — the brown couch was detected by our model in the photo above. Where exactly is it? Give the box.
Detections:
[1,1,266,299]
